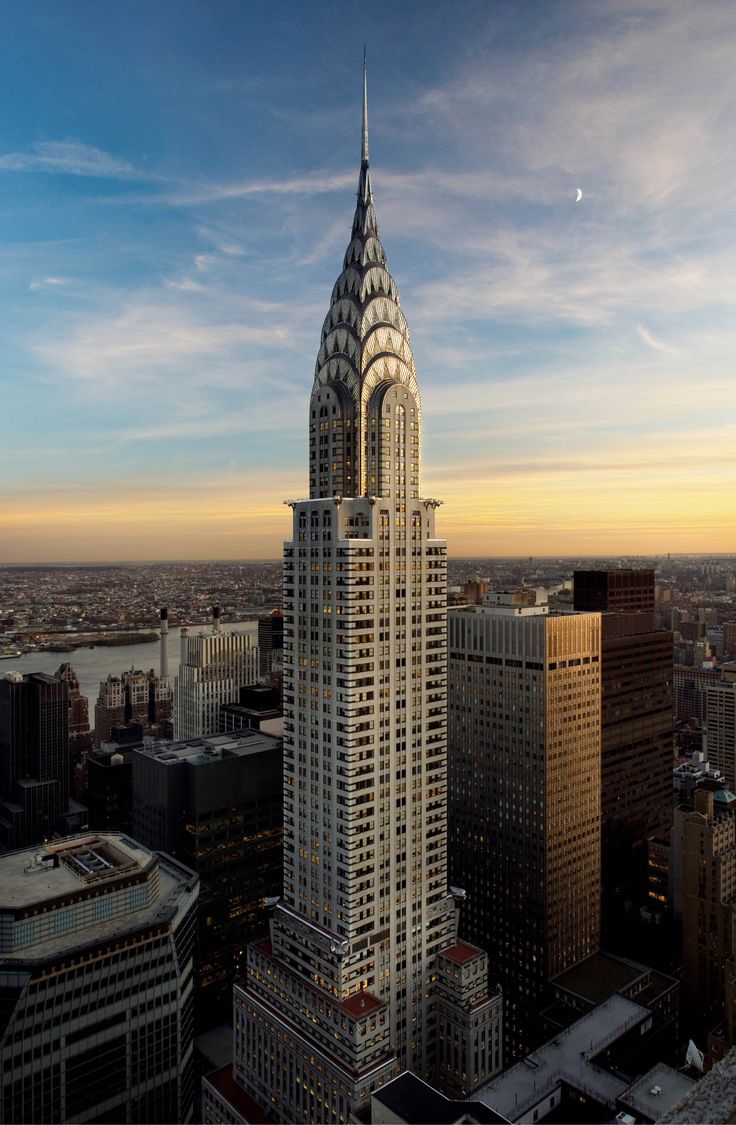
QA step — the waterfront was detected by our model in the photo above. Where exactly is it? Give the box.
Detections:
[3,621,259,711]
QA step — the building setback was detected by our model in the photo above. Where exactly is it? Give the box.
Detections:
[220,69,501,1124]
[0,833,198,1124]
[573,569,673,929]
[131,729,282,1030]
[448,592,602,1057]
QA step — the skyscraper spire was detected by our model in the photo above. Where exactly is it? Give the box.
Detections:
[310,58,421,500]
[231,68,500,1124]
[362,47,369,165]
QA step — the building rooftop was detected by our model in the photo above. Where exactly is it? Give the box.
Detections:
[1,834,148,910]
[372,1072,507,1124]
[619,1063,695,1123]
[0,833,197,960]
[136,727,281,767]
[440,940,485,966]
[195,1023,233,1072]
[476,994,649,1120]
[339,990,385,1018]
[551,950,649,1006]
[657,1045,736,1123]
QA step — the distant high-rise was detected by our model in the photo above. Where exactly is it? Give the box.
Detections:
[56,662,93,768]
[0,832,198,1124]
[673,661,723,725]
[173,610,259,739]
[225,66,500,1124]
[448,591,602,1057]
[0,671,70,849]
[573,569,673,930]
[94,667,172,746]
[257,608,283,680]
[703,665,736,791]
[573,568,655,614]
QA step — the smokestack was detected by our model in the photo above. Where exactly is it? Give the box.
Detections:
[180,626,190,666]
[159,607,169,682]
[212,605,221,634]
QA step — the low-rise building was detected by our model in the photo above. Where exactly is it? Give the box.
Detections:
[475,995,694,1124]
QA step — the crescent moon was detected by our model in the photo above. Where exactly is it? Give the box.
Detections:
[575,188,583,202]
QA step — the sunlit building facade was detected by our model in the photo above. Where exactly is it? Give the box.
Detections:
[226,71,500,1123]
[448,592,602,1057]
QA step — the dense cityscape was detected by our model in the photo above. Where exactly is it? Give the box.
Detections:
[2,4,736,1125]
[2,554,734,658]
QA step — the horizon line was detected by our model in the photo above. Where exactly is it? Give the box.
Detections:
[1,552,734,568]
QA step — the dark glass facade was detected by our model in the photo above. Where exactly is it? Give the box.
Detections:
[0,672,69,848]
[574,570,673,932]
[132,731,282,1030]
[573,568,656,615]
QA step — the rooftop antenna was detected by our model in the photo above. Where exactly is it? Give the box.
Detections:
[362,46,369,165]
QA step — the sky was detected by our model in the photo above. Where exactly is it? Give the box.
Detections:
[1,0,735,562]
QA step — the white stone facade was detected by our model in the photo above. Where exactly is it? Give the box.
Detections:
[230,71,498,1123]
[174,628,259,739]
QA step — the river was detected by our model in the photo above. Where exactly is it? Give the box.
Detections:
[1,622,259,710]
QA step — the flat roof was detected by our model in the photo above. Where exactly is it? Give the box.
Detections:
[440,940,485,966]
[339,990,385,1018]
[657,1045,736,1123]
[0,835,196,961]
[620,1063,695,1122]
[552,951,645,1004]
[1,834,148,910]
[373,1072,507,1124]
[135,728,281,767]
[476,994,649,1120]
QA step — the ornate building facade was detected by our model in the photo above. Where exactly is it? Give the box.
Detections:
[226,69,500,1123]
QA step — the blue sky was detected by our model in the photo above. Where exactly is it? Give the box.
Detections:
[1,0,735,560]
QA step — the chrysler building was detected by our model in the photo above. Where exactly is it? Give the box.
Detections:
[227,65,501,1123]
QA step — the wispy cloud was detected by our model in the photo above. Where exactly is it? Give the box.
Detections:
[636,324,678,354]
[142,169,356,207]
[29,275,73,291]
[0,141,152,180]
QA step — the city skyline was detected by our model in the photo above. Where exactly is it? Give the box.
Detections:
[2,0,735,562]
